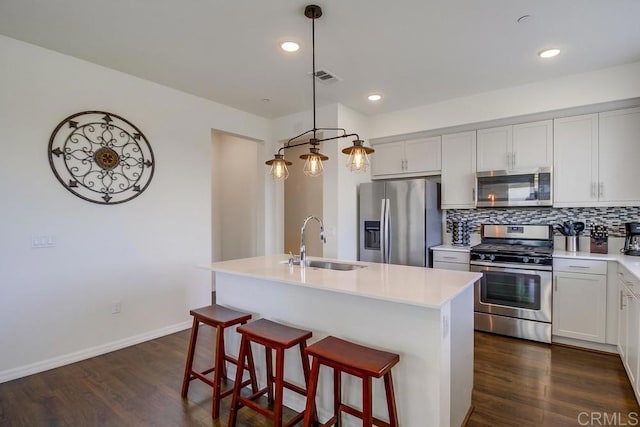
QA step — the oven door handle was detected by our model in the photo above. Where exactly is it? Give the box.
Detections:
[470,260,552,273]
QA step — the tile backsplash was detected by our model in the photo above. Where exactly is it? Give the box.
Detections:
[446,206,640,237]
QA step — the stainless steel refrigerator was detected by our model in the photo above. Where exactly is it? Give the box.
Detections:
[359,179,442,267]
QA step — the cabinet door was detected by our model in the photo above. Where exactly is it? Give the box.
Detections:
[599,107,640,204]
[512,120,553,169]
[552,271,607,343]
[619,281,629,360]
[405,136,441,174]
[476,126,511,171]
[628,294,640,388]
[441,131,477,209]
[553,114,599,206]
[370,141,405,177]
[476,126,513,172]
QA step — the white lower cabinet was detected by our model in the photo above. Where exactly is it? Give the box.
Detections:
[618,266,640,400]
[432,249,469,271]
[552,259,607,343]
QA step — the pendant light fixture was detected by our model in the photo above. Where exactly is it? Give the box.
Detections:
[265,4,374,180]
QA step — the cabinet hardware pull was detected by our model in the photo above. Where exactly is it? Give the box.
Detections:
[506,152,511,169]
[443,256,457,259]
[554,276,557,292]
[621,290,625,310]
[599,182,604,197]
[512,152,516,168]
[568,265,590,269]
[472,187,476,202]
[591,182,596,198]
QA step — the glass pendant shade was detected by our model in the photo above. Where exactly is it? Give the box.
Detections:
[346,146,370,172]
[265,154,292,181]
[342,140,374,173]
[300,147,328,177]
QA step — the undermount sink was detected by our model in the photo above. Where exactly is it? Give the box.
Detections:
[282,259,366,271]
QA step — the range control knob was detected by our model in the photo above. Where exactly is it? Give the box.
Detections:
[523,256,529,263]
[480,254,486,260]
[489,254,496,261]
[534,258,540,264]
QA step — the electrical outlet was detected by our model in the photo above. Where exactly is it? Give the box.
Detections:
[111,299,122,314]
[31,235,56,248]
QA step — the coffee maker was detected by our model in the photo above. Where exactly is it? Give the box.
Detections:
[624,222,640,256]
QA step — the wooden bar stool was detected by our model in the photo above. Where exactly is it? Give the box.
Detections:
[181,304,258,419]
[302,336,400,427]
[228,318,315,427]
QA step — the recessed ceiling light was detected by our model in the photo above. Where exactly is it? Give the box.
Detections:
[368,94,382,101]
[281,41,299,52]
[539,48,561,58]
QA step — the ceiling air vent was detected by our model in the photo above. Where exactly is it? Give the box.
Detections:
[308,69,341,84]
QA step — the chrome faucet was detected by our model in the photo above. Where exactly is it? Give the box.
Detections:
[300,215,326,265]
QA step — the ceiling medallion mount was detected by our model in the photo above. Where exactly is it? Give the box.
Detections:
[48,111,155,204]
[266,4,374,181]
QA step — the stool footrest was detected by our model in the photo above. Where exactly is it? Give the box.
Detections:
[340,403,390,427]
[188,371,214,388]
[283,380,306,396]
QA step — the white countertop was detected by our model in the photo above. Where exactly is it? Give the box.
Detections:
[434,243,640,280]
[432,244,472,252]
[554,250,640,279]
[202,254,482,309]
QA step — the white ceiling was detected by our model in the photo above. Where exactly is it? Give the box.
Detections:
[1,0,639,119]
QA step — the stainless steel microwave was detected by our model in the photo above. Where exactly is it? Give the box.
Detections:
[475,168,552,207]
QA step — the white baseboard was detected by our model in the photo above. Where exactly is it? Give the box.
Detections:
[0,320,192,384]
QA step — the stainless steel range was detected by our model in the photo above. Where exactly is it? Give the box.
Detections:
[470,224,553,343]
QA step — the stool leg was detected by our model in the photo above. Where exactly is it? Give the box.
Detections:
[266,347,274,404]
[228,335,248,427]
[362,376,373,426]
[181,317,199,397]
[334,368,342,426]
[299,342,317,424]
[212,325,224,419]
[302,357,321,427]
[273,348,286,427]
[245,339,259,393]
[219,326,227,379]
[383,372,399,427]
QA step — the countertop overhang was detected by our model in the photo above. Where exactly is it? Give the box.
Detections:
[201,254,482,309]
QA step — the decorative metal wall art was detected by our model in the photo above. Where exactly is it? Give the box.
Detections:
[48,111,155,204]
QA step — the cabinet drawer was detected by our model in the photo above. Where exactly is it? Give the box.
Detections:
[434,261,469,271]
[433,250,470,264]
[554,258,607,275]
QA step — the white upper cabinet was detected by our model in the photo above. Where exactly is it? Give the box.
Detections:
[553,114,599,206]
[370,137,441,178]
[554,107,640,207]
[476,120,553,171]
[441,131,477,209]
[598,107,640,204]
[476,125,512,171]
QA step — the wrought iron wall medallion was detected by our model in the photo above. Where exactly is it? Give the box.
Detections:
[48,111,155,204]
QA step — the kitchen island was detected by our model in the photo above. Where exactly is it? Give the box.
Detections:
[202,254,481,427]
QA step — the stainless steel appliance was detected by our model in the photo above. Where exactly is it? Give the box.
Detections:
[359,179,441,267]
[475,167,552,207]
[470,224,553,343]
[624,222,640,256]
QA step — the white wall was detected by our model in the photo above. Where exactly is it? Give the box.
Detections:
[0,35,271,382]
[212,132,263,261]
[370,61,640,139]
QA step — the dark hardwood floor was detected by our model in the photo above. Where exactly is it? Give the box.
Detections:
[0,328,638,426]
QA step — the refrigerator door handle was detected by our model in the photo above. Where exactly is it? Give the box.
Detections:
[385,198,391,263]
[380,198,387,263]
